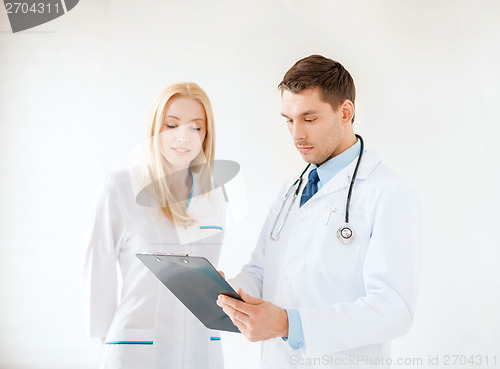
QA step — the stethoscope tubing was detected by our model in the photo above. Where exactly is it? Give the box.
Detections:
[344,134,364,224]
[270,135,364,241]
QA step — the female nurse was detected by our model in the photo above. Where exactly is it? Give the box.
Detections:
[82,82,226,369]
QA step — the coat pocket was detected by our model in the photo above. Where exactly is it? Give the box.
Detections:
[105,328,154,343]
[103,329,155,369]
[198,216,225,245]
[309,212,367,279]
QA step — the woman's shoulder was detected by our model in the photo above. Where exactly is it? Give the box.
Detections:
[104,169,131,185]
[95,169,134,203]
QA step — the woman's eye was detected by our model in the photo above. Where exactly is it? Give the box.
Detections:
[165,124,177,129]
[191,126,201,131]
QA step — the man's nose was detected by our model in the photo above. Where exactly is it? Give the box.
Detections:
[291,122,306,141]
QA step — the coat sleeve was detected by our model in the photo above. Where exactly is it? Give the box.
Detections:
[298,180,423,355]
[81,174,127,338]
[228,181,290,298]
[228,212,269,298]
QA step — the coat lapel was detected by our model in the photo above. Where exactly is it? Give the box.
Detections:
[300,150,381,205]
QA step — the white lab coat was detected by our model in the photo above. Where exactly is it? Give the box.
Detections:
[81,170,226,369]
[230,150,422,369]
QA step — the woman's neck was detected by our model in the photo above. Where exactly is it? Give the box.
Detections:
[166,167,192,202]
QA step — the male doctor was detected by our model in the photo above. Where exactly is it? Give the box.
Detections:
[217,55,422,368]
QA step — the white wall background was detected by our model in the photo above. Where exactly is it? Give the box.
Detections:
[1,0,499,368]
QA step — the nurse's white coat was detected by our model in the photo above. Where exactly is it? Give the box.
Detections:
[82,170,226,369]
[230,150,422,369]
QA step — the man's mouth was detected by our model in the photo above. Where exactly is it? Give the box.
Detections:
[296,146,313,153]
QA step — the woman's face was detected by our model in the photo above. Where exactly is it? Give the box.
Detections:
[159,96,207,170]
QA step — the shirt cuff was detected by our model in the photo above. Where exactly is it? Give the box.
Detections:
[282,308,305,350]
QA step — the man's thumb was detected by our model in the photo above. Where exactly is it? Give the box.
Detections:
[238,288,263,304]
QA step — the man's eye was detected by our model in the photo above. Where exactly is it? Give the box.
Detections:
[286,119,293,124]
[304,118,316,123]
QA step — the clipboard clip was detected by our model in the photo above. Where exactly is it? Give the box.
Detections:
[151,253,189,262]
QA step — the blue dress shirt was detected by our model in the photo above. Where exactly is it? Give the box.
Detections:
[283,139,362,350]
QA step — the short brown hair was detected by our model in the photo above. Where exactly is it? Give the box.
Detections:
[278,55,356,122]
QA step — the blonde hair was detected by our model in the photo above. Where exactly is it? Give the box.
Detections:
[144,82,215,225]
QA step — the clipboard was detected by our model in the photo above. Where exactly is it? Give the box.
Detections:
[136,253,242,333]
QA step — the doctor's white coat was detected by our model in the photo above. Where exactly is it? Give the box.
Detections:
[81,170,226,369]
[230,150,422,369]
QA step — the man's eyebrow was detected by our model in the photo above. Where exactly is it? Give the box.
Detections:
[300,110,319,116]
[280,111,319,118]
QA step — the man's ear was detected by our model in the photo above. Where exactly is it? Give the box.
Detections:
[341,100,355,123]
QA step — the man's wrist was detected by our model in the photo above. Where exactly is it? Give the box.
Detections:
[279,308,289,337]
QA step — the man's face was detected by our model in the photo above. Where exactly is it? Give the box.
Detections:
[281,87,346,166]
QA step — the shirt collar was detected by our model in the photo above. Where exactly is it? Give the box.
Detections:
[311,139,361,186]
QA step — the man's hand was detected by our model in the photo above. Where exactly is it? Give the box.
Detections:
[217,288,289,342]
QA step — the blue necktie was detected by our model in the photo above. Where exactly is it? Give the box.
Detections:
[300,168,320,207]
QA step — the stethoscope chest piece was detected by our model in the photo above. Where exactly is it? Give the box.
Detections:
[269,134,364,242]
[337,224,355,245]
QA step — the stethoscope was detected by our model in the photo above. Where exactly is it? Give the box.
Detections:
[270,134,364,245]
